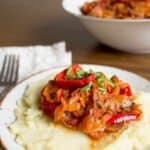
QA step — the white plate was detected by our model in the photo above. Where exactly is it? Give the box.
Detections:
[0,64,149,150]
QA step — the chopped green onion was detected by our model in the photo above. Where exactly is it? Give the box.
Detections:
[97,76,105,83]
[89,70,104,78]
[80,82,92,92]
[93,72,101,78]
[98,87,106,94]
[76,70,84,79]
[97,75,105,88]
[66,67,76,80]
[108,80,115,88]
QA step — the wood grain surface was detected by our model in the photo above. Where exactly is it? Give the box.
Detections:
[0,0,149,81]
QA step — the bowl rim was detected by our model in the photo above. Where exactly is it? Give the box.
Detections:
[62,0,150,23]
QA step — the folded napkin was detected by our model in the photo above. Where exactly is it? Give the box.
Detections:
[0,41,72,97]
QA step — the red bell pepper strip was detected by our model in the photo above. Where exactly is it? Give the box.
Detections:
[55,64,83,80]
[67,64,83,78]
[55,73,95,89]
[55,65,95,89]
[107,113,138,125]
[120,85,132,96]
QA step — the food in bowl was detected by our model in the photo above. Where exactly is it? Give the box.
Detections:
[81,0,150,19]
[63,0,150,53]
[9,65,150,150]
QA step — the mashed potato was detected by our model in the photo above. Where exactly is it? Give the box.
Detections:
[10,79,150,150]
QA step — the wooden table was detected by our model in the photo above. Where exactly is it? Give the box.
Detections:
[0,0,150,80]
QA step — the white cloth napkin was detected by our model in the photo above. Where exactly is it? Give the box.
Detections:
[0,41,72,96]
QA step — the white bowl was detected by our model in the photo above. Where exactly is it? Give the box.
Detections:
[62,0,150,54]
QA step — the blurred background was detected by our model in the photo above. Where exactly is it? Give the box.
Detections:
[0,0,149,79]
[0,0,95,48]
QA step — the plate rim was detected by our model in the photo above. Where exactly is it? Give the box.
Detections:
[0,64,149,149]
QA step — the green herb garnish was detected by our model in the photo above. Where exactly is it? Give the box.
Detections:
[97,75,105,87]
[97,75,105,83]
[108,80,115,88]
[93,72,101,78]
[80,82,92,92]
[89,70,103,79]
[76,70,84,79]
[66,67,76,80]
[98,87,106,94]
